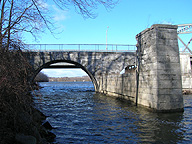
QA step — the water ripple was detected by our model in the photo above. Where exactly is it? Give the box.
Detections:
[33,82,192,144]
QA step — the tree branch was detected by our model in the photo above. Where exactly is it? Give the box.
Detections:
[2,3,33,38]
[6,0,13,50]
[31,0,53,34]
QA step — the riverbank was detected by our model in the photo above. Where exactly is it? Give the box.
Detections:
[0,50,54,143]
[1,94,55,144]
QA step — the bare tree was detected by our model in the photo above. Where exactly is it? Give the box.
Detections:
[0,0,118,50]
[52,0,118,18]
[0,0,50,50]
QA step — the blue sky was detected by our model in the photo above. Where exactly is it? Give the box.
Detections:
[26,0,192,77]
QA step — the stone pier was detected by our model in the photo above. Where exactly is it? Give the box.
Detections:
[97,24,184,112]
[136,24,183,111]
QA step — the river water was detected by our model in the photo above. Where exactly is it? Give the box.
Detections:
[33,82,192,144]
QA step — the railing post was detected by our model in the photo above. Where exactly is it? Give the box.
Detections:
[25,44,137,52]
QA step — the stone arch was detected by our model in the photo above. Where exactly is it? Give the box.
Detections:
[31,59,99,91]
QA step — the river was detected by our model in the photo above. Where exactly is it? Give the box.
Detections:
[33,81,192,144]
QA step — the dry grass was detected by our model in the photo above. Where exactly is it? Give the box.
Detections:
[0,48,34,143]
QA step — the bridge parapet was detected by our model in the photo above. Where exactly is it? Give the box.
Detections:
[24,44,136,52]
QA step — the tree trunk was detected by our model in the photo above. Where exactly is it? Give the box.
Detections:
[6,0,14,51]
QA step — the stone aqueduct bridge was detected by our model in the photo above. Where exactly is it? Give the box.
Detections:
[26,51,136,91]
[25,24,184,112]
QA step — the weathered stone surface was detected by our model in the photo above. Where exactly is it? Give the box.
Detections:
[32,107,46,124]
[135,24,183,112]
[24,51,136,91]
[42,121,54,130]
[180,53,192,90]
[15,133,37,144]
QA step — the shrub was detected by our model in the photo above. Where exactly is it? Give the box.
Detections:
[0,47,34,143]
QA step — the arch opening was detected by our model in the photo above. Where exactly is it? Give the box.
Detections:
[32,60,99,91]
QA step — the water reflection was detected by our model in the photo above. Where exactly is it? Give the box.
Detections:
[34,82,192,143]
[92,94,186,143]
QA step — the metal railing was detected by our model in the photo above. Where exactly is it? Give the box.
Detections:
[24,44,137,52]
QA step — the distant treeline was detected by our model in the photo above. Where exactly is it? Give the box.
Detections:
[34,73,91,82]
[49,76,91,82]
[34,72,49,82]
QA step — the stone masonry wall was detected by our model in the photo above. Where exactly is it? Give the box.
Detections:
[180,53,192,90]
[96,68,137,101]
[97,24,184,112]
[136,24,183,111]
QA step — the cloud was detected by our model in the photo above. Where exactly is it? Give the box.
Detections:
[36,1,67,22]
[41,69,88,77]
[38,0,49,9]
[52,5,68,21]
[159,20,173,25]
